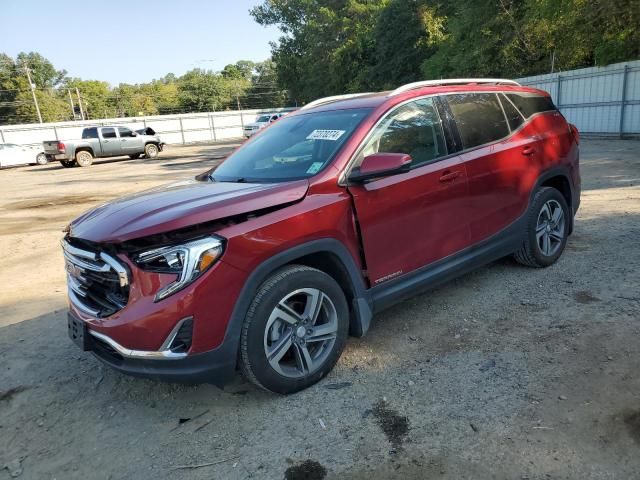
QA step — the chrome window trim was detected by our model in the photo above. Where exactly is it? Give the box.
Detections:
[89,330,188,360]
[339,90,554,185]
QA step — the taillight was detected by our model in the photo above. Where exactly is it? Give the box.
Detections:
[569,124,580,144]
[57,142,66,152]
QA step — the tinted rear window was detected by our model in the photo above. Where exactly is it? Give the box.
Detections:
[505,93,556,118]
[447,93,510,149]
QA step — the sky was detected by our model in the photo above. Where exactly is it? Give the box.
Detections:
[0,0,281,85]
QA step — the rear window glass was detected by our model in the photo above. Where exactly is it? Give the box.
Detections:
[499,94,525,131]
[82,128,98,139]
[447,93,510,149]
[505,93,556,118]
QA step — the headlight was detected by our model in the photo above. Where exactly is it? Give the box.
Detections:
[134,236,224,301]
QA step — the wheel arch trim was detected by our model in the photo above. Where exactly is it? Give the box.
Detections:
[220,239,372,368]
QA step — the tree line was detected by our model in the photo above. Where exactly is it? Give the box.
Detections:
[0,53,288,125]
[251,0,639,102]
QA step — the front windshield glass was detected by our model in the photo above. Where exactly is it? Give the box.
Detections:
[213,108,371,182]
[257,115,271,122]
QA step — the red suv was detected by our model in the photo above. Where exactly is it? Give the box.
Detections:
[63,79,580,394]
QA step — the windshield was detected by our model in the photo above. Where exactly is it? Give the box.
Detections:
[212,108,371,182]
[257,115,271,122]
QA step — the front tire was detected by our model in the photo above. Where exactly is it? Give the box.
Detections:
[75,151,93,167]
[239,265,349,394]
[36,153,48,165]
[144,144,159,158]
[514,187,569,268]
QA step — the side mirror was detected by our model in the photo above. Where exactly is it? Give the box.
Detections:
[349,153,412,183]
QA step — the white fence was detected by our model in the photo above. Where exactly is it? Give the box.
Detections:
[517,59,640,137]
[0,108,295,148]
[2,60,639,146]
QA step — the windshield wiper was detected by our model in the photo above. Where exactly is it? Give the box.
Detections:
[211,175,248,183]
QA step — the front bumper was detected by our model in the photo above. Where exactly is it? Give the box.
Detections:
[68,311,236,385]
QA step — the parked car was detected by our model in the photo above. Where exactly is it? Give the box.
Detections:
[63,78,580,394]
[243,112,286,138]
[44,125,164,167]
[0,143,47,168]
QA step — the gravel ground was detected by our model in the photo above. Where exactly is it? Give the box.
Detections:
[0,139,638,480]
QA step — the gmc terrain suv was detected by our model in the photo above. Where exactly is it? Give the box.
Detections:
[63,79,580,394]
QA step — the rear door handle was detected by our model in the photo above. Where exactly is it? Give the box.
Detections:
[439,171,460,183]
[522,146,536,156]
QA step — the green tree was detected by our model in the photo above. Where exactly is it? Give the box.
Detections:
[251,0,389,102]
[65,79,115,119]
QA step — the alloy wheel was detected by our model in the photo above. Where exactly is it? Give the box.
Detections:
[263,288,338,378]
[536,199,565,257]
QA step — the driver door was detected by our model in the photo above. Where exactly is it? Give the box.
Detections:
[346,97,470,285]
[118,127,143,154]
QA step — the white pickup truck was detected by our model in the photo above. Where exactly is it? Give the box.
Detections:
[44,125,164,167]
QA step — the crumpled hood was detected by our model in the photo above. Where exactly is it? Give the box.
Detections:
[69,178,309,243]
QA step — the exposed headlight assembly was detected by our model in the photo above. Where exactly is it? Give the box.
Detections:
[134,236,224,301]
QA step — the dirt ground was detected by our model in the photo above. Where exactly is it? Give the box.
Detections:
[0,139,638,480]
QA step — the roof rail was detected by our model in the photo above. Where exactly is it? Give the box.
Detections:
[389,78,520,96]
[300,93,375,111]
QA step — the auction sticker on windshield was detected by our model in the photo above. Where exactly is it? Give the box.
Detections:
[306,129,346,141]
[306,162,324,174]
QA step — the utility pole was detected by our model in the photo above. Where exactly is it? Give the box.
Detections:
[75,87,85,120]
[67,89,76,119]
[24,66,43,123]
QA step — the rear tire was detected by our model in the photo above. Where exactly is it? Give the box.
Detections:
[144,144,159,159]
[239,265,349,394]
[60,159,76,168]
[514,187,569,268]
[75,151,93,167]
[36,153,48,165]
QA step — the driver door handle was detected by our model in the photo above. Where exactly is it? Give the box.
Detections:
[439,170,460,183]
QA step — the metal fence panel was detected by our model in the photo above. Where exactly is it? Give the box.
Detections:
[517,60,640,136]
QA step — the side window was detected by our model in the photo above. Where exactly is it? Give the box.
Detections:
[505,93,556,118]
[82,128,98,139]
[447,93,510,149]
[118,127,133,137]
[101,127,116,139]
[499,93,525,131]
[358,98,447,167]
